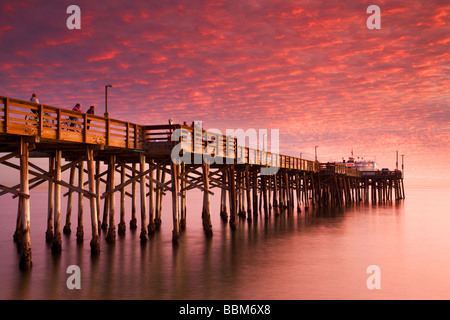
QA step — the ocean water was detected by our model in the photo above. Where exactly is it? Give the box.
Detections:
[0,187,449,300]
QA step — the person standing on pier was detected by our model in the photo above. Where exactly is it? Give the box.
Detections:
[70,103,81,127]
[86,105,95,129]
[27,93,39,122]
[30,93,39,104]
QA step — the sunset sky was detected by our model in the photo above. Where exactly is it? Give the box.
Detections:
[1,0,449,187]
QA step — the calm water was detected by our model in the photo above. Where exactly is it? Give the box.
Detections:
[1,188,449,300]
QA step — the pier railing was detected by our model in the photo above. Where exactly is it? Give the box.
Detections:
[361,170,403,178]
[1,96,361,175]
[320,162,361,177]
[144,124,321,171]
[0,96,145,150]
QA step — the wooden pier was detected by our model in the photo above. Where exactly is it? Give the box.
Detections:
[0,96,405,270]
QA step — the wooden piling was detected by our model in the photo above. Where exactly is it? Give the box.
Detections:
[101,169,109,230]
[201,160,213,237]
[63,164,75,234]
[154,167,165,229]
[262,175,269,219]
[220,169,228,222]
[45,155,55,242]
[171,161,181,243]
[238,169,246,218]
[118,164,126,235]
[19,138,32,270]
[228,165,237,229]
[252,169,258,216]
[245,166,252,221]
[106,155,116,243]
[95,159,101,233]
[87,147,100,254]
[296,172,301,213]
[76,161,84,242]
[139,153,148,243]
[51,149,62,254]
[147,161,156,235]
[129,162,137,229]
[179,162,186,231]
[13,198,22,245]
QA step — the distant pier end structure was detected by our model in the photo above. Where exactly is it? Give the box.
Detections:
[0,96,404,270]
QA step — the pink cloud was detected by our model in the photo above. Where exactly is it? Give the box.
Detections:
[0,0,448,186]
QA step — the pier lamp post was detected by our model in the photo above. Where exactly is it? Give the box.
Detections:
[315,146,319,162]
[401,154,404,172]
[105,84,112,118]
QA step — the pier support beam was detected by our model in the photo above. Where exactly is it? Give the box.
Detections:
[95,159,101,233]
[45,155,55,242]
[220,169,228,222]
[180,163,187,231]
[154,168,165,229]
[51,149,62,254]
[63,164,75,234]
[129,162,137,229]
[201,160,213,237]
[171,161,181,243]
[252,169,258,216]
[19,138,32,270]
[101,169,109,230]
[147,161,156,236]
[118,164,126,236]
[228,165,237,229]
[87,148,100,254]
[139,153,148,243]
[106,155,116,243]
[76,161,84,242]
[245,166,252,221]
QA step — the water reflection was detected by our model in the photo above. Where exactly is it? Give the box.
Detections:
[2,189,450,299]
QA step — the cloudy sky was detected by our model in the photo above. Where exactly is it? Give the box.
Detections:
[1,0,449,187]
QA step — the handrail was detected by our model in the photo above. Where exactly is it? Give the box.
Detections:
[0,96,145,150]
[1,95,376,177]
[144,124,320,171]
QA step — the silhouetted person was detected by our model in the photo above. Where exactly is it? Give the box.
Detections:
[86,105,95,130]
[70,103,81,127]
